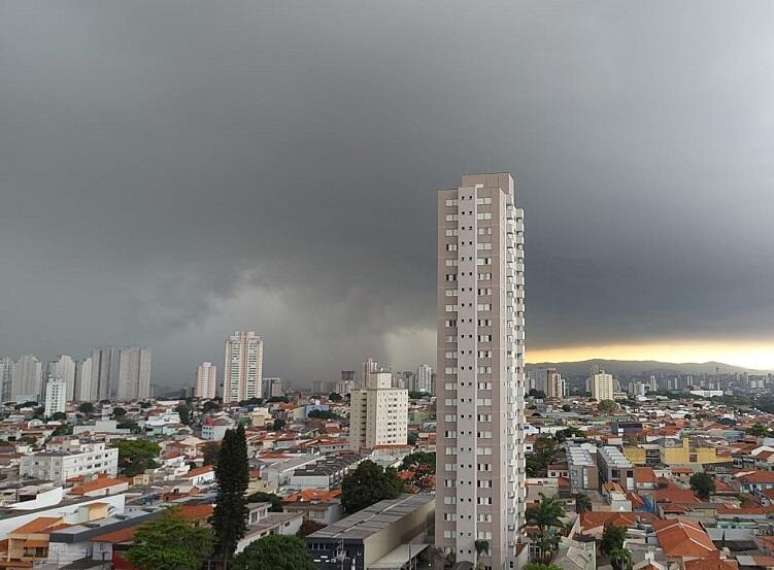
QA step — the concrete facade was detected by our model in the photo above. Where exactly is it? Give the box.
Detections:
[223,331,263,403]
[435,173,526,569]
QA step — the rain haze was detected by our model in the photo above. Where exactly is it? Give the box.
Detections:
[3,1,774,389]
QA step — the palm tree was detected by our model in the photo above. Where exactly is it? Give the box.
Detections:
[610,547,633,570]
[526,493,566,563]
[574,493,592,514]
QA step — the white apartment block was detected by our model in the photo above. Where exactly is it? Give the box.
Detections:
[48,355,76,402]
[350,372,408,451]
[223,331,263,403]
[435,173,526,570]
[590,371,614,402]
[545,368,565,399]
[195,361,217,399]
[116,347,152,400]
[20,442,119,484]
[11,354,43,402]
[44,379,67,417]
[416,364,434,395]
[74,357,93,402]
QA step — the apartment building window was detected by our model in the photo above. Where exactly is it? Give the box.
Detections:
[444,464,457,472]
[478,288,492,295]
[477,447,493,456]
[478,319,492,326]
[478,227,492,235]
[478,513,493,522]
[445,274,457,281]
[445,199,458,206]
[443,497,457,505]
[478,273,492,280]
[477,243,492,250]
[445,214,458,221]
[445,320,457,327]
[444,414,457,422]
[477,304,491,311]
[446,244,458,251]
[476,197,492,205]
[476,258,492,266]
[477,398,492,405]
[444,479,456,488]
[444,382,456,390]
[477,213,492,220]
[444,351,456,358]
[445,289,458,297]
[445,229,459,236]
[445,259,458,267]
[444,513,457,521]
[444,431,457,438]
[477,496,493,504]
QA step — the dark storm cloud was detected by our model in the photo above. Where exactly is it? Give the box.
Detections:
[2,1,774,387]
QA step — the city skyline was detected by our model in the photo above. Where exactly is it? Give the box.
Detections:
[5,2,774,387]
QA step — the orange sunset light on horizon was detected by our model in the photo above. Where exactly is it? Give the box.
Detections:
[526,340,774,371]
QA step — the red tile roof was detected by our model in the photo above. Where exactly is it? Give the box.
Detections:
[653,518,716,559]
[579,512,635,533]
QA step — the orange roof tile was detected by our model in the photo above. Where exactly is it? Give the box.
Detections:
[69,476,129,495]
[580,512,635,532]
[653,518,716,559]
[10,517,64,534]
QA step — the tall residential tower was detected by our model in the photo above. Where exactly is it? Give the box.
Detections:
[222,331,263,404]
[435,173,526,569]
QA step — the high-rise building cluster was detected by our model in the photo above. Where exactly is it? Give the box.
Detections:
[0,347,152,408]
[435,173,526,568]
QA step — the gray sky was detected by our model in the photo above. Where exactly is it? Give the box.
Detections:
[3,1,774,387]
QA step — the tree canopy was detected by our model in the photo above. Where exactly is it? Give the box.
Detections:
[246,491,283,512]
[114,439,160,476]
[77,402,95,415]
[126,509,213,570]
[341,460,404,513]
[232,535,314,570]
[689,472,715,500]
[212,424,249,563]
[400,451,436,473]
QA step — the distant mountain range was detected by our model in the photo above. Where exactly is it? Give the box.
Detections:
[525,358,770,378]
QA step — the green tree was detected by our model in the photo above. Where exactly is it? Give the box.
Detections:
[126,509,213,570]
[297,519,326,537]
[526,493,565,563]
[78,402,95,415]
[114,439,160,476]
[600,524,627,557]
[245,491,283,512]
[598,400,618,414]
[175,403,192,425]
[307,409,341,420]
[400,451,436,473]
[407,432,419,445]
[328,392,343,402]
[574,493,592,514]
[202,400,220,414]
[610,547,633,570]
[112,407,127,418]
[202,441,220,466]
[690,472,715,501]
[212,424,249,564]
[526,436,559,477]
[272,418,286,431]
[341,460,404,513]
[51,412,67,421]
[747,423,770,437]
[232,535,314,570]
